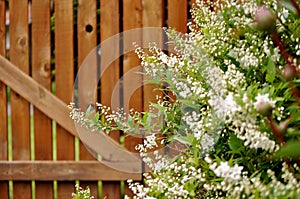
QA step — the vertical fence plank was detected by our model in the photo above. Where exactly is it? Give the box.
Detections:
[142,0,165,159]
[77,0,99,197]
[190,0,197,11]
[31,1,53,198]
[142,0,164,111]
[122,0,143,150]
[167,0,188,54]
[168,0,188,33]
[123,0,143,196]
[100,0,121,198]
[0,1,8,198]
[123,0,143,121]
[55,0,75,197]
[9,0,31,198]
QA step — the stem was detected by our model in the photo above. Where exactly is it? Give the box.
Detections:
[267,116,285,144]
[267,117,294,169]
[271,32,300,104]
[290,0,300,17]
[271,32,299,77]
[289,82,300,106]
[271,32,294,66]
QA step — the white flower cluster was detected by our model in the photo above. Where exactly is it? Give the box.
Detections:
[204,160,300,198]
[72,184,94,199]
[254,93,276,110]
[135,134,170,173]
[68,102,87,126]
[230,95,278,152]
[209,161,243,182]
[126,156,203,199]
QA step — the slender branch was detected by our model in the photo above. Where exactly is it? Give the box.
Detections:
[267,116,285,144]
[289,82,300,106]
[271,32,294,67]
[290,0,300,17]
[271,32,300,105]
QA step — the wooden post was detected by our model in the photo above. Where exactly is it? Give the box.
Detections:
[55,0,75,197]
[100,0,121,198]
[0,1,8,198]
[9,0,31,198]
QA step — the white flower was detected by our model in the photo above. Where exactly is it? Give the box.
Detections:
[254,93,276,109]
[210,161,243,182]
[200,134,215,152]
[254,93,276,116]
[204,155,212,164]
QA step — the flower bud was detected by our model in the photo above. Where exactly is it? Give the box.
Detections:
[278,121,288,134]
[254,93,276,116]
[255,101,273,116]
[254,6,276,32]
[283,64,297,80]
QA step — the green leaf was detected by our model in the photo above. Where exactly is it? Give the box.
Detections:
[228,133,244,154]
[174,133,195,146]
[275,140,300,159]
[127,115,134,128]
[93,112,100,123]
[85,104,94,118]
[266,57,275,83]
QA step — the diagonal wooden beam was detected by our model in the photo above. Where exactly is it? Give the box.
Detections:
[0,55,77,137]
[0,55,143,173]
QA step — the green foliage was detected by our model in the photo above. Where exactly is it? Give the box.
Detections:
[275,140,300,159]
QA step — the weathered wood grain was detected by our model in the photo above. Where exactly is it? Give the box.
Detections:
[0,161,142,181]
[0,0,8,198]
[9,0,31,198]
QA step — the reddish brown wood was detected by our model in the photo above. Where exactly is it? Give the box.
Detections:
[100,0,122,198]
[123,0,143,113]
[31,0,53,198]
[168,0,188,33]
[191,0,197,6]
[0,1,8,198]
[0,161,142,181]
[123,0,144,196]
[0,56,144,172]
[9,0,32,198]
[0,55,78,136]
[77,0,97,161]
[0,1,193,198]
[55,0,75,197]
[142,0,164,111]
[77,0,98,196]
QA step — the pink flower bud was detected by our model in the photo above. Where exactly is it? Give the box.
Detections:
[254,93,275,116]
[283,64,297,80]
[255,101,273,116]
[254,6,276,31]
[278,121,288,134]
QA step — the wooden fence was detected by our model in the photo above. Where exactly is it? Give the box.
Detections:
[0,0,193,198]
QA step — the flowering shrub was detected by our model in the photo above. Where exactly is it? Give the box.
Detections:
[70,0,300,198]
